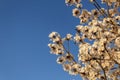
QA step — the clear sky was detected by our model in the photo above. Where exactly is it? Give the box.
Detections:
[0,0,93,80]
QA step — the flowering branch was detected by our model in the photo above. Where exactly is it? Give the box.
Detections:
[48,0,120,79]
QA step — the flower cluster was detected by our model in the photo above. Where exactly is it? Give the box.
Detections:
[48,0,120,80]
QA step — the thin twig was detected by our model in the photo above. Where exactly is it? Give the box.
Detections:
[96,60,107,80]
[67,40,70,52]
[91,0,106,18]
[93,3,106,18]
[62,43,77,63]
[106,1,110,17]
[94,0,108,17]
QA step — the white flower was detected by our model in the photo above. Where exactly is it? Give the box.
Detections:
[66,34,72,40]
[115,16,120,21]
[115,37,120,48]
[72,8,80,17]
[90,0,94,2]
[109,9,116,17]
[74,34,82,43]
[76,25,83,32]
[49,32,61,43]
[48,43,64,55]
[76,3,82,8]
[63,64,71,71]
[69,63,81,75]
[91,9,99,18]
[65,0,75,5]
[79,10,91,23]
[65,53,73,62]
[48,44,58,54]
[56,56,66,64]
[49,32,60,39]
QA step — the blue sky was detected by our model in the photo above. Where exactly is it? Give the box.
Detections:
[0,0,93,80]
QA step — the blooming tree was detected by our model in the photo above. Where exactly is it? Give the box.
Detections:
[48,0,120,80]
